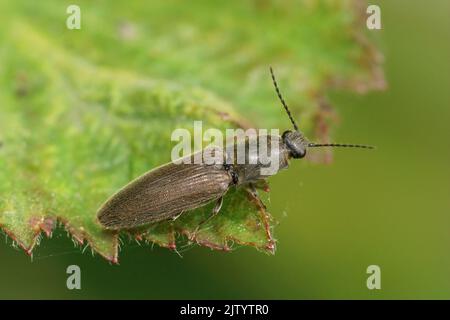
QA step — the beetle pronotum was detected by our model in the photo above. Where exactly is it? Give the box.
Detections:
[97,68,374,230]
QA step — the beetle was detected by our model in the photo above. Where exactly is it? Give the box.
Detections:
[97,67,373,230]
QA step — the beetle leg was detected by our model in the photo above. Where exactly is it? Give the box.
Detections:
[212,196,224,215]
[224,163,239,185]
[203,196,223,224]
[191,197,223,238]
[246,183,267,210]
[171,210,184,221]
[252,180,270,192]
[246,183,274,252]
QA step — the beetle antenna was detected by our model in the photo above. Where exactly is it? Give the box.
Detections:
[270,67,299,131]
[308,142,375,149]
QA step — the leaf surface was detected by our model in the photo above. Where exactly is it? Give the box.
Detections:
[0,0,384,262]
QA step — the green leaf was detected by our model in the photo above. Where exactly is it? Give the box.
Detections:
[0,0,384,262]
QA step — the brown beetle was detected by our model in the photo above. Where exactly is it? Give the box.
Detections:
[97,68,373,230]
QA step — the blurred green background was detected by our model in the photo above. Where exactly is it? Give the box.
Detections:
[1,0,450,299]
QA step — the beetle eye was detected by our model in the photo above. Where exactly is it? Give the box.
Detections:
[291,148,306,159]
[300,150,306,158]
[297,149,306,159]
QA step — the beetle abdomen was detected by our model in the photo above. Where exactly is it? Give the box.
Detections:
[97,162,231,229]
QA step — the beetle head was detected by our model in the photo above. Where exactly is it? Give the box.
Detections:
[270,67,375,156]
[282,130,308,159]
